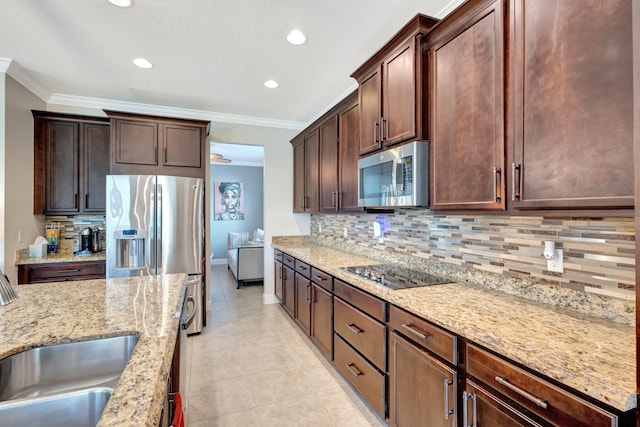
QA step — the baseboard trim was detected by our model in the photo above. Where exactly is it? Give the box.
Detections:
[210,258,227,266]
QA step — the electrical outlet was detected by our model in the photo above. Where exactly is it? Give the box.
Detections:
[343,228,348,238]
[547,249,564,273]
[18,230,23,243]
[318,224,322,233]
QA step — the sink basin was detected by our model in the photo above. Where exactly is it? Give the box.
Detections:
[0,387,112,427]
[0,334,139,401]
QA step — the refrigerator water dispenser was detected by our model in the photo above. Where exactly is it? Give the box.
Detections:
[115,229,148,270]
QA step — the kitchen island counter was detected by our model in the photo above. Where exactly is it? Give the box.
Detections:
[14,250,105,265]
[0,273,187,426]
[272,239,636,413]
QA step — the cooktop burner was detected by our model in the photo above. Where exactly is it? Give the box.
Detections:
[343,264,453,290]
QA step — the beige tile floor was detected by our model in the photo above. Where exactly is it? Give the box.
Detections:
[184,264,385,427]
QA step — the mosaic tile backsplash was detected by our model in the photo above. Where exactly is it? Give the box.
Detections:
[311,212,635,301]
[45,215,105,255]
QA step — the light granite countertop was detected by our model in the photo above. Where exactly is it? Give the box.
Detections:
[15,251,105,265]
[272,239,637,413]
[0,273,187,426]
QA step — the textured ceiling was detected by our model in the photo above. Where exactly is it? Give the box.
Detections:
[0,0,464,128]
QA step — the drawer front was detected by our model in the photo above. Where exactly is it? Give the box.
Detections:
[282,253,296,269]
[294,259,311,279]
[311,267,332,292]
[29,261,106,280]
[334,279,385,322]
[466,344,618,427]
[334,334,386,418]
[274,249,283,262]
[334,297,386,370]
[388,305,458,365]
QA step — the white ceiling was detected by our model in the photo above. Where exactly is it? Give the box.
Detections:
[0,0,464,130]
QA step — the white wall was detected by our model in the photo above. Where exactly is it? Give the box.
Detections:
[45,104,310,305]
[1,75,46,284]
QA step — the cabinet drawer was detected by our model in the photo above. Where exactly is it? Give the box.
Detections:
[334,297,386,370]
[388,305,458,365]
[294,259,311,279]
[334,279,385,322]
[334,334,386,418]
[282,253,296,269]
[311,267,332,292]
[466,344,619,427]
[23,261,106,283]
[273,249,283,262]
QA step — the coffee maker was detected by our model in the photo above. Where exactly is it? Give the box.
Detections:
[80,227,93,254]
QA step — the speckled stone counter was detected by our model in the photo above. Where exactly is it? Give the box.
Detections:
[15,250,105,265]
[0,273,187,426]
[272,238,636,412]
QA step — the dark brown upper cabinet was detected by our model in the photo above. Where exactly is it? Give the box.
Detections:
[509,0,634,210]
[337,92,361,212]
[104,110,210,179]
[427,0,505,211]
[292,130,319,213]
[33,111,110,215]
[351,14,439,155]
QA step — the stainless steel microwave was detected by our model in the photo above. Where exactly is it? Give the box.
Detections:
[358,141,429,208]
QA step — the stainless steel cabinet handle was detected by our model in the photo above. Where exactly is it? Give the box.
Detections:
[346,363,363,377]
[511,163,522,201]
[74,194,78,209]
[346,323,363,335]
[493,167,501,202]
[85,194,89,208]
[495,376,548,409]
[444,379,454,420]
[374,122,379,144]
[58,269,81,273]
[462,391,476,427]
[306,284,311,302]
[313,275,326,281]
[382,118,388,141]
[401,323,429,340]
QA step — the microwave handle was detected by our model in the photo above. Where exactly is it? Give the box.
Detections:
[391,159,399,196]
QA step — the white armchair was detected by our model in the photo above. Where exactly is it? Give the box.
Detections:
[227,231,264,288]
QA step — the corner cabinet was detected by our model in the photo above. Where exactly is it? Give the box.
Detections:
[104,110,210,179]
[33,111,110,215]
[427,0,505,211]
[509,0,634,209]
[351,14,438,155]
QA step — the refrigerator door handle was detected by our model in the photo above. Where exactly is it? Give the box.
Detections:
[157,183,163,271]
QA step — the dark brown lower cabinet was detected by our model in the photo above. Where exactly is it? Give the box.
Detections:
[310,284,332,358]
[389,331,458,427]
[463,380,543,427]
[274,259,283,301]
[294,273,311,334]
[18,261,106,284]
[334,334,386,418]
[282,264,295,318]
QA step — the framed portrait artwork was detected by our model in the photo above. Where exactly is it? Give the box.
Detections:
[214,182,245,221]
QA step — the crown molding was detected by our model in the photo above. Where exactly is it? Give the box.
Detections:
[435,0,466,19]
[0,57,52,101]
[304,82,359,126]
[48,93,307,130]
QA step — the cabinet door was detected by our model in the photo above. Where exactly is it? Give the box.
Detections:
[318,116,339,212]
[274,259,283,301]
[310,284,332,358]
[463,380,543,427]
[113,119,158,165]
[162,124,203,168]
[303,130,320,213]
[511,0,633,209]
[282,265,295,318]
[429,0,505,211]
[383,39,417,146]
[292,139,306,212]
[295,273,311,335]
[359,66,382,154]
[389,331,457,427]
[338,99,361,211]
[45,121,80,214]
[82,123,110,213]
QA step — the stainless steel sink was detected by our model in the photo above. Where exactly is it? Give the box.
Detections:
[0,387,113,427]
[0,334,139,401]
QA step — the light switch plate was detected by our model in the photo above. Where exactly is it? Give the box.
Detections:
[343,228,348,238]
[547,249,564,273]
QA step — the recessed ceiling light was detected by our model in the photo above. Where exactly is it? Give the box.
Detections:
[133,58,153,69]
[264,80,279,89]
[107,0,133,7]
[286,30,307,45]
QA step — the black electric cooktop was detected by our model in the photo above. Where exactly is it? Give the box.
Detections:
[342,264,453,290]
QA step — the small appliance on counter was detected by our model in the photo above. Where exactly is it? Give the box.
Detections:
[77,227,94,256]
[45,222,60,253]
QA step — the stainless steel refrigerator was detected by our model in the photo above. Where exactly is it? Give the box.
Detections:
[106,175,205,334]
